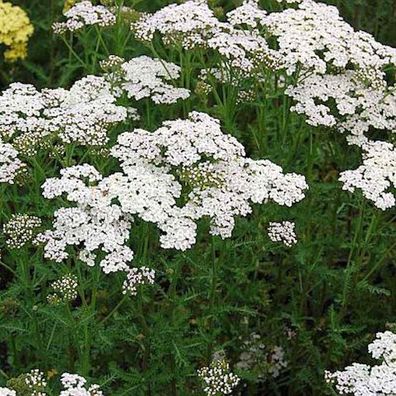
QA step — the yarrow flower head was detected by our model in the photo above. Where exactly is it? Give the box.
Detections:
[36,164,133,272]
[132,0,282,75]
[60,373,103,396]
[47,274,78,304]
[0,139,26,184]
[0,388,15,396]
[111,111,308,250]
[131,0,222,49]
[0,0,34,62]
[260,0,396,75]
[198,357,240,395]
[268,346,288,378]
[36,164,155,296]
[5,369,47,396]
[325,331,396,395]
[4,214,42,249]
[53,0,115,34]
[0,77,127,157]
[339,141,396,210]
[267,221,297,247]
[122,266,155,296]
[286,71,396,143]
[102,55,190,104]
[37,111,305,293]
[236,333,288,381]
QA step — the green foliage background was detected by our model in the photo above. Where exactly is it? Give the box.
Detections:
[0,1,395,395]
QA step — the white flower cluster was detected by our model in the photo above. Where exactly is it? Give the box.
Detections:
[102,55,190,104]
[53,1,115,34]
[111,111,307,249]
[369,331,396,364]
[4,214,42,249]
[37,112,304,293]
[132,0,221,49]
[236,333,266,373]
[25,369,47,396]
[122,266,155,296]
[236,333,288,380]
[226,0,267,30]
[260,0,396,75]
[136,1,395,151]
[198,358,240,396]
[36,164,155,295]
[0,372,102,396]
[0,139,26,184]
[36,164,134,272]
[325,331,396,395]
[132,1,282,75]
[60,373,103,396]
[276,0,303,3]
[339,141,396,210]
[286,71,396,144]
[268,346,288,378]
[224,0,396,209]
[47,274,78,304]
[267,221,297,247]
[0,388,15,396]
[0,77,127,157]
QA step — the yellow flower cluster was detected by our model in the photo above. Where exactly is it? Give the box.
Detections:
[63,0,77,13]
[0,0,34,62]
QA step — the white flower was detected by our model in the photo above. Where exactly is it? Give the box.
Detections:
[122,266,155,296]
[227,0,267,30]
[4,214,42,248]
[198,358,240,396]
[0,77,127,156]
[36,164,155,295]
[60,373,103,396]
[268,346,288,378]
[105,55,190,104]
[262,0,396,75]
[0,139,25,183]
[38,111,306,287]
[236,333,288,380]
[47,274,79,304]
[25,369,47,395]
[325,331,396,395]
[267,221,297,247]
[339,141,396,210]
[286,71,395,141]
[53,1,115,34]
[131,0,221,49]
[111,111,307,248]
[368,331,396,365]
[0,388,16,396]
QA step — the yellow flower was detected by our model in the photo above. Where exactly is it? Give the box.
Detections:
[0,0,34,62]
[63,0,77,13]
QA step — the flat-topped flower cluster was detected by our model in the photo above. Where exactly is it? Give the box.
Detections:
[36,112,306,291]
[0,76,126,157]
[0,0,34,62]
[198,357,240,396]
[101,55,190,104]
[0,54,189,184]
[0,371,103,396]
[53,0,115,34]
[325,331,396,395]
[130,0,396,210]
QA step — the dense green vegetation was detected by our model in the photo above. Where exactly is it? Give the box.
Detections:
[0,1,395,395]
